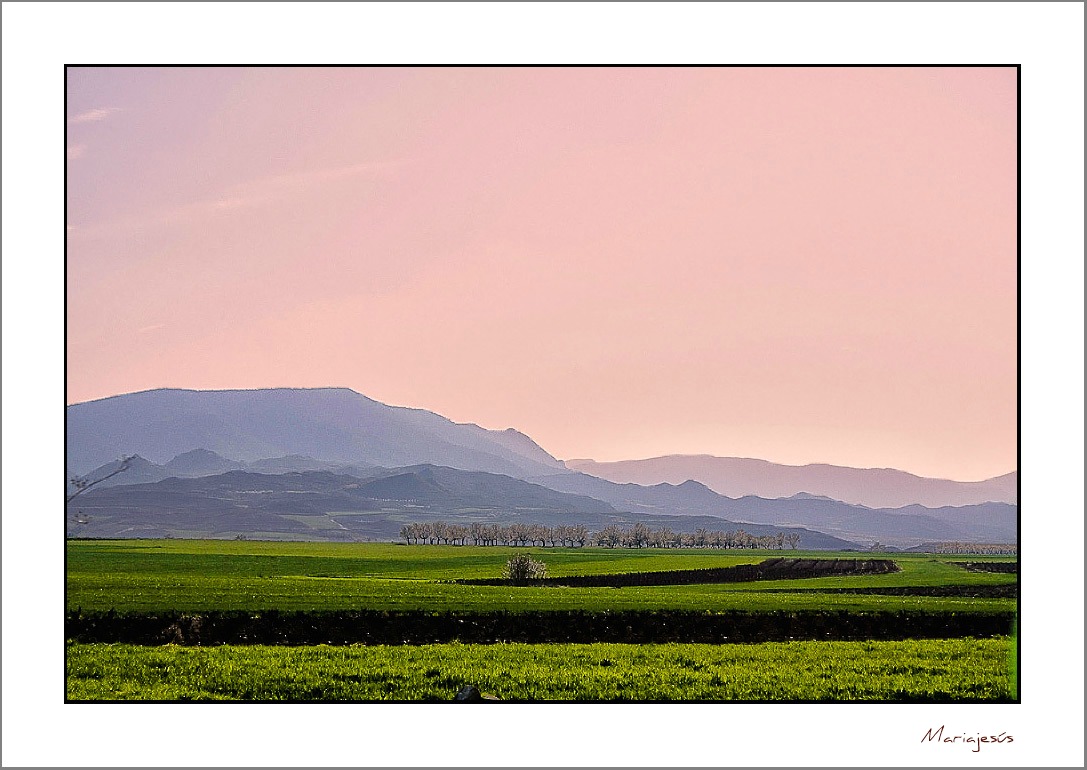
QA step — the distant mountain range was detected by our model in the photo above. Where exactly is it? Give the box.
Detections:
[67,465,857,549]
[71,449,1016,548]
[66,387,565,479]
[69,450,374,492]
[526,472,1015,547]
[65,387,1018,548]
[566,456,1017,509]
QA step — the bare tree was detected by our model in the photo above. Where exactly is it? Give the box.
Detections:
[448,524,469,545]
[650,527,674,549]
[595,524,623,548]
[629,522,651,548]
[66,455,134,506]
[528,524,548,547]
[509,523,531,547]
[67,455,135,534]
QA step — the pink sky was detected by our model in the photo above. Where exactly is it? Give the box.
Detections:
[66,67,1017,481]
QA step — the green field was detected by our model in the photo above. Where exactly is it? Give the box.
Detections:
[66,638,1014,701]
[66,539,1017,614]
[65,539,1017,701]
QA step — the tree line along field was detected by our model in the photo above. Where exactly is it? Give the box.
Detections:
[65,539,1018,702]
[397,520,803,549]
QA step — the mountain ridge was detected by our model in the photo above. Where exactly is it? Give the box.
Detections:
[527,471,1015,547]
[66,387,567,479]
[566,455,1017,509]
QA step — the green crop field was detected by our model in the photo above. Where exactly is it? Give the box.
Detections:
[66,539,1017,614]
[65,539,1018,702]
[66,638,1015,701]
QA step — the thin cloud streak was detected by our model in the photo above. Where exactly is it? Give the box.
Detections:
[211,159,414,210]
[70,158,412,240]
[67,144,86,160]
[69,107,123,124]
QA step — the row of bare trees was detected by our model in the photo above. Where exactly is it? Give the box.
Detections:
[400,522,590,547]
[931,542,1018,555]
[399,521,801,550]
[591,523,799,549]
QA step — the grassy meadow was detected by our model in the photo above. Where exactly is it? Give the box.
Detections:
[65,539,1018,701]
[67,638,1014,702]
[66,539,1017,614]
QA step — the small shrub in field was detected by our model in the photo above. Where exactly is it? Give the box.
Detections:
[504,553,547,580]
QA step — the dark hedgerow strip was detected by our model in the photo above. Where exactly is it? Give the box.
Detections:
[759,584,1018,598]
[455,558,900,588]
[951,562,1019,574]
[65,608,1016,646]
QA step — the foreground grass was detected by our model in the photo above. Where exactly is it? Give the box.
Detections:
[66,638,1014,702]
[67,540,1016,614]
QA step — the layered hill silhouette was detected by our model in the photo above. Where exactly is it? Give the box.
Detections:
[527,472,1015,547]
[66,387,1017,548]
[70,452,1016,547]
[566,456,1017,509]
[67,465,857,549]
[67,387,566,479]
[70,450,371,493]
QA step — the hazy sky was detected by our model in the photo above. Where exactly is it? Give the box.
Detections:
[66,67,1017,480]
